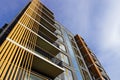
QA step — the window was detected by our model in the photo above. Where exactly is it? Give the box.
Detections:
[17,68,49,80]
[60,53,69,65]
[64,68,73,80]
[62,29,83,80]
[57,35,63,42]
[68,35,73,40]
[55,29,61,35]
[30,74,43,80]
[30,72,49,80]
[59,44,66,51]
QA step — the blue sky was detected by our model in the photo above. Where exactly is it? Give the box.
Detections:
[0,0,120,80]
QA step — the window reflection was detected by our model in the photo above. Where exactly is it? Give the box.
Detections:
[59,43,66,52]
[60,53,69,65]
[30,74,42,80]
[55,29,62,35]
[30,73,48,80]
[17,68,49,80]
[57,35,63,42]
[62,29,83,80]
[64,68,73,80]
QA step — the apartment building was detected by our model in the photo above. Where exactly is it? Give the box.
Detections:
[0,0,110,80]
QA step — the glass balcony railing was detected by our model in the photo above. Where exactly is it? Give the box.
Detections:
[36,35,60,56]
[38,29,57,44]
[31,46,64,79]
[39,17,56,32]
[26,41,62,64]
[29,71,49,80]
[34,45,63,67]
[16,67,50,80]
[41,13,55,25]
[28,6,55,26]
[31,2,54,20]
[25,11,56,33]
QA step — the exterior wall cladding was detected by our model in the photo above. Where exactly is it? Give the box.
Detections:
[0,0,110,80]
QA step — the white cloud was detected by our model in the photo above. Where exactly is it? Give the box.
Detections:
[93,0,120,79]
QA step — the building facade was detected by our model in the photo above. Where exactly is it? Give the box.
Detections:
[0,0,110,80]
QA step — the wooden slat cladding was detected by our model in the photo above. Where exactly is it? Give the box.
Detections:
[0,1,39,80]
[74,35,104,80]
[0,40,34,80]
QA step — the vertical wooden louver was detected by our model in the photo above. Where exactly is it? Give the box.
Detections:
[0,41,34,80]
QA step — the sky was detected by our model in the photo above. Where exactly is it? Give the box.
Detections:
[0,0,120,80]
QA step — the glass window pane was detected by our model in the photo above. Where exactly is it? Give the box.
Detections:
[60,53,69,65]
[59,44,66,51]
[57,35,63,42]
[64,68,73,80]
[55,30,61,35]
[30,72,48,80]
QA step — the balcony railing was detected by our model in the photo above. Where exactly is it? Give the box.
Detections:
[29,6,55,25]
[38,30,58,45]
[34,45,63,67]
[16,67,50,80]
[31,2,54,20]
[31,45,64,79]
[26,41,62,67]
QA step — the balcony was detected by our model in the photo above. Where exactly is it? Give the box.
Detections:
[30,72,49,80]
[18,65,63,80]
[30,8,56,33]
[18,20,59,56]
[28,6,55,29]
[36,34,60,56]
[25,9,56,34]
[41,4,54,19]
[31,48,64,79]
[39,17,56,32]
[38,24,58,43]
[41,13,55,25]
[31,2,54,19]
[25,8,56,33]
